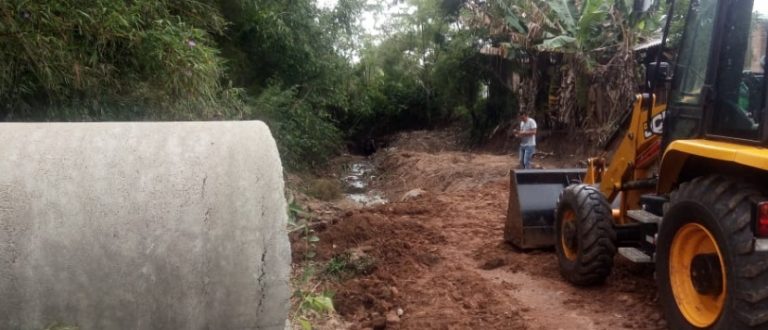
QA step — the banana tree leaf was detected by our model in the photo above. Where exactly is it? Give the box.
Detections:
[537,35,577,51]
[547,0,577,33]
[495,0,527,33]
[576,0,610,47]
[506,14,527,33]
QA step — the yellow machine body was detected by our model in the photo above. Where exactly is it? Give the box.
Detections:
[505,1,768,328]
[583,95,667,224]
[658,139,768,193]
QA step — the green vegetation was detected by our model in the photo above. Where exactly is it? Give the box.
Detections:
[466,0,668,137]
[43,323,79,330]
[306,178,343,201]
[1,0,355,168]
[287,197,338,327]
[295,289,336,330]
[1,0,674,167]
[323,252,377,279]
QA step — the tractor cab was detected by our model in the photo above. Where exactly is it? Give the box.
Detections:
[665,0,768,144]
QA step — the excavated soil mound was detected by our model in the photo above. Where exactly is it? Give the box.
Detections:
[384,129,466,153]
[300,129,667,330]
[373,150,514,197]
[312,194,526,329]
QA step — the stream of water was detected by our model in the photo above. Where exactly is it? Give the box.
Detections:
[341,160,388,206]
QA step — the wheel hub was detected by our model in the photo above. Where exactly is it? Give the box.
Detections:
[690,253,723,296]
[562,221,577,250]
[669,223,727,328]
[560,208,578,261]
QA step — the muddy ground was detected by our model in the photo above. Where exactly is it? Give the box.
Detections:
[291,130,667,330]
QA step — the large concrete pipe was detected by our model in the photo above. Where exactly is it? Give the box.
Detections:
[0,121,291,329]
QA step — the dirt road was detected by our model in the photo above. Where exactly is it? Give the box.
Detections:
[296,131,667,329]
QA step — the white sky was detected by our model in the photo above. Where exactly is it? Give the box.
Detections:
[316,0,416,37]
[757,1,768,15]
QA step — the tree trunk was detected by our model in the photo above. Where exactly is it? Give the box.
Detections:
[557,57,577,129]
[519,54,539,115]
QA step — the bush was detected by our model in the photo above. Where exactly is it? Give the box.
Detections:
[246,86,342,170]
[306,178,343,201]
[0,0,231,120]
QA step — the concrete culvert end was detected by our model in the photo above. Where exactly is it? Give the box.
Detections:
[0,121,291,330]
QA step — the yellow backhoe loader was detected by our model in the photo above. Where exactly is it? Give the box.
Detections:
[505,0,768,328]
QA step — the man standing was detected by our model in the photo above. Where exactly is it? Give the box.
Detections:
[516,112,537,169]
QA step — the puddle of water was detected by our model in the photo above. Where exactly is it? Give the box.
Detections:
[342,159,388,206]
[343,175,367,193]
[347,191,388,207]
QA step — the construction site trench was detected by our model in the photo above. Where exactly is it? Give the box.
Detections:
[291,130,668,330]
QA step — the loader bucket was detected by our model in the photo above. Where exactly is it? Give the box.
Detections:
[504,169,586,249]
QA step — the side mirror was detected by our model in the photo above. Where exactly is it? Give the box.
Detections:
[646,61,673,86]
[634,0,654,13]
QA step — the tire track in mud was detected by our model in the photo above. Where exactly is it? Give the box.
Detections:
[436,180,666,330]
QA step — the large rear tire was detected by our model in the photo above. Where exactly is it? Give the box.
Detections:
[657,175,768,329]
[554,184,616,286]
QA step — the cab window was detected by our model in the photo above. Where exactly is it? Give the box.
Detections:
[665,0,718,142]
[671,0,718,106]
[710,0,767,140]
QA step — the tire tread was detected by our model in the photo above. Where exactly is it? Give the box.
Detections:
[555,184,616,286]
[661,176,768,329]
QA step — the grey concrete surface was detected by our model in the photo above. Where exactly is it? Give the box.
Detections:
[0,121,291,329]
